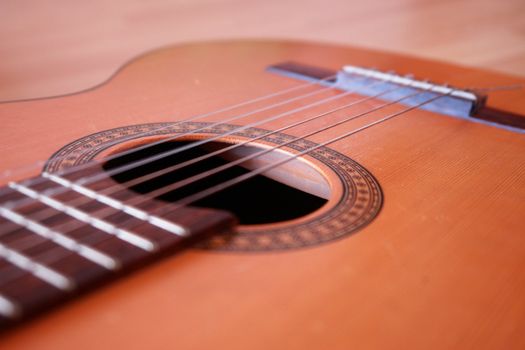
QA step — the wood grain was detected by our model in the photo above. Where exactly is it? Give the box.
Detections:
[0,0,524,101]
[0,41,524,349]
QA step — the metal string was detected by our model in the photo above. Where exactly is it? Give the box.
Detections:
[0,74,337,187]
[89,86,423,212]
[170,89,453,209]
[0,75,458,286]
[0,84,441,269]
[1,75,378,211]
[1,79,347,206]
[0,81,401,229]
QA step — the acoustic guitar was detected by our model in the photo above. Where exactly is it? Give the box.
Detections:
[0,40,524,349]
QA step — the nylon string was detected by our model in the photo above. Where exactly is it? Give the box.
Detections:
[0,84,452,269]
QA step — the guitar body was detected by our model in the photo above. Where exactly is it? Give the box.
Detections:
[1,40,524,349]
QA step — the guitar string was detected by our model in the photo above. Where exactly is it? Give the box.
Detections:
[1,82,522,306]
[0,81,402,232]
[0,74,351,282]
[0,68,454,274]
[62,86,423,216]
[0,73,337,186]
[0,66,506,303]
[0,84,401,279]
[0,84,437,268]
[0,80,515,183]
[169,88,453,209]
[0,76,347,201]
[0,74,383,210]
[0,77,394,240]
[0,79,518,209]
[2,86,450,276]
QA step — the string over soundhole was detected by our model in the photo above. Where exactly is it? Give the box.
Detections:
[45,122,383,252]
[102,140,329,226]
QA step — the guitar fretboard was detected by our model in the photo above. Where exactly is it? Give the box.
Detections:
[0,171,235,327]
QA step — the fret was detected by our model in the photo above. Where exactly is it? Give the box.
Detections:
[0,242,73,291]
[1,229,49,252]
[0,187,27,204]
[0,174,236,325]
[64,225,118,245]
[8,182,157,252]
[39,248,107,287]
[6,238,107,289]
[88,236,149,266]
[9,201,155,267]
[0,274,65,320]
[100,210,186,247]
[43,172,188,237]
[0,260,26,286]
[20,239,61,261]
[23,177,192,247]
[0,206,118,270]
[0,219,21,238]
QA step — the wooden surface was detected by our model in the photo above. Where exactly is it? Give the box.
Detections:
[1,0,524,101]
[1,40,524,349]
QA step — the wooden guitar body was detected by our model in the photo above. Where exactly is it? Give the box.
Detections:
[0,40,524,349]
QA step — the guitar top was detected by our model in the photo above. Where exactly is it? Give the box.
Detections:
[0,40,524,349]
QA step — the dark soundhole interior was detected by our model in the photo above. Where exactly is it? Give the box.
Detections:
[103,141,327,225]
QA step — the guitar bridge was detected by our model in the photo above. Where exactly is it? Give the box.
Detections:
[268,62,524,132]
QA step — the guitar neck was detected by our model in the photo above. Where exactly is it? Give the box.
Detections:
[0,172,235,325]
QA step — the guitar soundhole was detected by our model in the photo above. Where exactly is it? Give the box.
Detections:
[45,122,382,251]
[102,140,329,225]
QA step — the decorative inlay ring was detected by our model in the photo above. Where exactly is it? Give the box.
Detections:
[45,122,383,252]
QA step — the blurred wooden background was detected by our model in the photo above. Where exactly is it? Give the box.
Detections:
[0,0,523,101]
